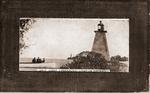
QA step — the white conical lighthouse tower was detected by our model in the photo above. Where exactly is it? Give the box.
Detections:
[92,21,110,61]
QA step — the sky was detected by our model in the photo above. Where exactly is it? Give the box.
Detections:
[20,18,129,59]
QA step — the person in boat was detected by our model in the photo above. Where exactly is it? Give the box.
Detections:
[37,57,41,63]
[32,57,36,63]
[42,58,45,63]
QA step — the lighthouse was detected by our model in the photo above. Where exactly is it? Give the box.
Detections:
[92,21,110,61]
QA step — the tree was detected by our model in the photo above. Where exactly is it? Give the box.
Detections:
[60,51,109,69]
[19,18,36,54]
[120,56,128,61]
[110,55,128,62]
[61,51,128,72]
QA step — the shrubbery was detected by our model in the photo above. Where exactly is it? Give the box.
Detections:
[60,51,109,69]
[60,51,128,72]
[110,55,128,62]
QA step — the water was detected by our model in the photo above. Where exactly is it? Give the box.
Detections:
[19,58,129,72]
[19,58,73,71]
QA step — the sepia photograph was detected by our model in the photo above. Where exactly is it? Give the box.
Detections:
[0,0,148,91]
[19,18,129,72]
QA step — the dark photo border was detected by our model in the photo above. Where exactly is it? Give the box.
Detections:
[0,0,149,92]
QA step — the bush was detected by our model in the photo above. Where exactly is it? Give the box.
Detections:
[60,51,109,69]
[110,55,128,62]
[60,51,128,72]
